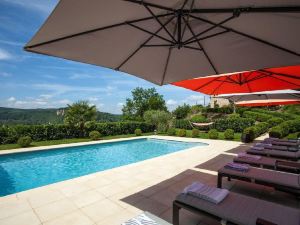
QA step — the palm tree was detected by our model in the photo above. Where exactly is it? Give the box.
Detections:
[64,101,97,134]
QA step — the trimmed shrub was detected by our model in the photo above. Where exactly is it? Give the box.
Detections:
[0,122,155,144]
[89,131,101,140]
[214,117,254,132]
[167,127,176,136]
[243,111,272,122]
[208,129,219,139]
[190,115,207,123]
[134,128,142,136]
[177,129,186,137]
[267,118,284,127]
[227,114,240,119]
[175,119,191,129]
[241,127,255,143]
[17,136,32,147]
[191,129,200,138]
[224,129,234,140]
[269,119,300,138]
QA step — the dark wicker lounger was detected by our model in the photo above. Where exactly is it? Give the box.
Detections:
[173,191,300,225]
[233,155,300,174]
[262,145,299,152]
[246,148,300,161]
[217,166,300,196]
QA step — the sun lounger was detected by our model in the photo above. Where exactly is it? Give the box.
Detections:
[255,143,299,152]
[173,187,300,225]
[263,138,300,147]
[233,154,300,173]
[217,166,300,196]
[246,148,300,161]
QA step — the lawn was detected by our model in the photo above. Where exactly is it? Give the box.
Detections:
[0,133,153,151]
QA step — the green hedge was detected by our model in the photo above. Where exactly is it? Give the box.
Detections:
[269,120,300,138]
[241,122,269,143]
[174,119,191,129]
[243,111,273,122]
[213,117,255,132]
[251,108,298,120]
[0,122,154,144]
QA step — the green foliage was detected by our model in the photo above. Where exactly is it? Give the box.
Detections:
[174,119,191,129]
[134,129,142,136]
[64,101,97,132]
[208,129,219,139]
[282,105,300,115]
[206,106,233,114]
[227,113,240,119]
[266,117,284,127]
[241,122,269,143]
[243,111,272,122]
[251,108,298,120]
[17,136,32,147]
[214,117,255,132]
[177,129,186,137]
[191,129,200,138]
[89,131,101,140]
[190,115,207,123]
[269,120,300,138]
[167,127,176,136]
[172,104,191,119]
[0,107,121,126]
[143,110,172,133]
[241,127,255,143]
[190,105,203,114]
[224,129,234,140]
[0,122,154,144]
[122,87,167,120]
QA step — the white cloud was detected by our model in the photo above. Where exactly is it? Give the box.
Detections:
[0,72,11,77]
[0,39,23,46]
[117,102,124,107]
[7,97,16,102]
[3,0,58,14]
[88,97,99,102]
[0,48,12,60]
[69,73,95,80]
[166,99,177,105]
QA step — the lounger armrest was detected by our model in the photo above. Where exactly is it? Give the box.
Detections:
[275,160,300,170]
[256,218,278,225]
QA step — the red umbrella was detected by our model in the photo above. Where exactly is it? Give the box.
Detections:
[172,65,300,95]
[236,99,300,107]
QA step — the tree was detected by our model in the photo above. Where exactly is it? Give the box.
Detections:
[143,110,172,133]
[122,87,167,120]
[64,101,97,133]
[172,104,191,119]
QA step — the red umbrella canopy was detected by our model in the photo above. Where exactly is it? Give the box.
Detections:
[172,65,300,95]
[236,99,300,107]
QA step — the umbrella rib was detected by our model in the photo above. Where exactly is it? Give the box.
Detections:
[182,16,219,74]
[183,15,236,44]
[261,69,300,80]
[142,4,177,43]
[183,46,203,51]
[211,78,228,95]
[126,22,174,44]
[260,71,300,87]
[188,15,300,57]
[194,77,221,92]
[161,12,179,85]
[25,12,173,49]
[116,15,176,70]
[181,0,195,41]
[185,30,230,45]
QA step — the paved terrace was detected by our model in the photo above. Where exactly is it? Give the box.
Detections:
[0,136,299,225]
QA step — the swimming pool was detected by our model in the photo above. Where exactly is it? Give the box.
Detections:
[0,138,206,196]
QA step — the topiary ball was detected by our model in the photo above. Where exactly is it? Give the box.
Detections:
[89,130,101,140]
[17,136,32,147]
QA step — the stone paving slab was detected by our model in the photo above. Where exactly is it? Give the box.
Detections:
[0,135,298,225]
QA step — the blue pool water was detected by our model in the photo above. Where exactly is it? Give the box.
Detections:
[0,138,205,196]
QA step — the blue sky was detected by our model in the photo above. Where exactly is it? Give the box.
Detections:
[0,0,207,114]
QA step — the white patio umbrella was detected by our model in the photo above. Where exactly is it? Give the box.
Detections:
[25,0,300,85]
[218,90,300,102]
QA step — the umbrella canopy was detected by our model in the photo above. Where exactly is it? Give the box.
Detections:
[24,1,300,85]
[172,65,300,95]
[236,99,300,107]
[218,90,300,102]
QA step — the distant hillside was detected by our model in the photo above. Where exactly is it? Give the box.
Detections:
[0,107,121,125]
